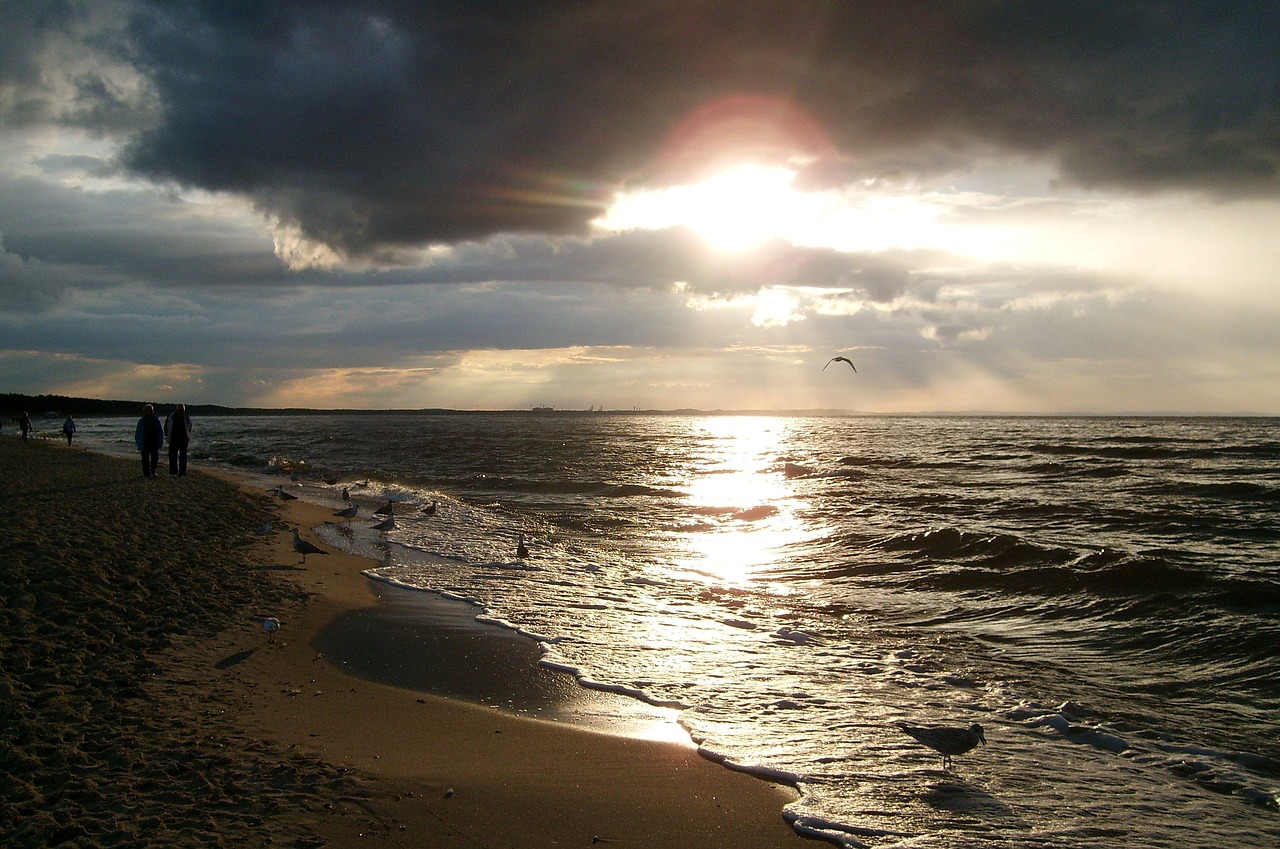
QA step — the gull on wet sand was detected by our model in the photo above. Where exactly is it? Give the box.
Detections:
[895,721,986,769]
[823,356,857,373]
[375,499,395,516]
[372,514,396,534]
[516,533,529,559]
[333,504,359,522]
[422,499,438,516]
[262,617,280,642]
[291,528,328,563]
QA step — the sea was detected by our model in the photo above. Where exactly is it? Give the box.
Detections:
[73,412,1279,848]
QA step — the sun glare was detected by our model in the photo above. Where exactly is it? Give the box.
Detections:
[598,165,815,252]
[595,164,1019,260]
[673,417,814,585]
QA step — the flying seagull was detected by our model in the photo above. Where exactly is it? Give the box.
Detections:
[895,722,986,769]
[291,528,328,563]
[823,356,857,373]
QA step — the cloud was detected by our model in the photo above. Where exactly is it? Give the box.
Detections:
[6,1,1275,261]
[3,1,1278,414]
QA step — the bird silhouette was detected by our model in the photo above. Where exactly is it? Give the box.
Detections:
[333,504,359,522]
[372,514,396,534]
[422,500,439,516]
[516,533,529,559]
[291,528,328,563]
[823,356,857,373]
[895,721,986,769]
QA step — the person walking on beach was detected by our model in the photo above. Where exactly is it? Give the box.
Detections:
[18,412,33,440]
[62,414,76,446]
[165,404,193,476]
[135,404,164,477]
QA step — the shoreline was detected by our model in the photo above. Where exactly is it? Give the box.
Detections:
[3,437,803,848]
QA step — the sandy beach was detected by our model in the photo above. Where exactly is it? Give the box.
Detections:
[1,436,801,848]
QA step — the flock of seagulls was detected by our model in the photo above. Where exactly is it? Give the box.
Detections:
[287,484,530,559]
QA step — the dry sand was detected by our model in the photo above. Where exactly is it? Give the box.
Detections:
[1,436,803,848]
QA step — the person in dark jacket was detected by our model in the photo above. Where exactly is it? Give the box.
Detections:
[135,404,164,477]
[164,404,193,476]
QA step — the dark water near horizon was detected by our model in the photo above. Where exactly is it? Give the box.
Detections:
[75,413,1279,847]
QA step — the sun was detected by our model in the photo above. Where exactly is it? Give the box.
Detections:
[596,164,818,252]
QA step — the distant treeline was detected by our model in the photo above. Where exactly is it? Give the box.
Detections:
[0,393,340,419]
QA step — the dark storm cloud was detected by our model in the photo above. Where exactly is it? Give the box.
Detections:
[13,1,1280,258]
[0,172,312,296]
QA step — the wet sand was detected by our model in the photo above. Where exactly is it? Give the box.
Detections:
[1,436,802,848]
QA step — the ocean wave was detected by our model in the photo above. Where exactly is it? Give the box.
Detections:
[1141,480,1280,503]
[1008,702,1280,811]
[868,526,1067,569]
[850,530,1270,604]
[460,474,682,499]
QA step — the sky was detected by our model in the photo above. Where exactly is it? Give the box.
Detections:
[2,1,1279,414]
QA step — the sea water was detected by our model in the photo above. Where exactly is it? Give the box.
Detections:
[78,413,1280,847]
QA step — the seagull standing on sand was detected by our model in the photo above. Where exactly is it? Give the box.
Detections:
[333,504,359,523]
[375,499,395,516]
[273,486,298,501]
[422,500,438,516]
[291,528,328,563]
[263,617,280,642]
[516,533,529,559]
[372,514,396,534]
[895,721,987,769]
[823,356,857,373]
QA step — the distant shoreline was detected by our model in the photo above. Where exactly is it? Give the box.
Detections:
[4,392,1276,419]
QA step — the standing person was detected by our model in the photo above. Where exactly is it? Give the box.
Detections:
[62,414,76,446]
[164,404,193,476]
[135,404,164,477]
[18,412,33,440]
